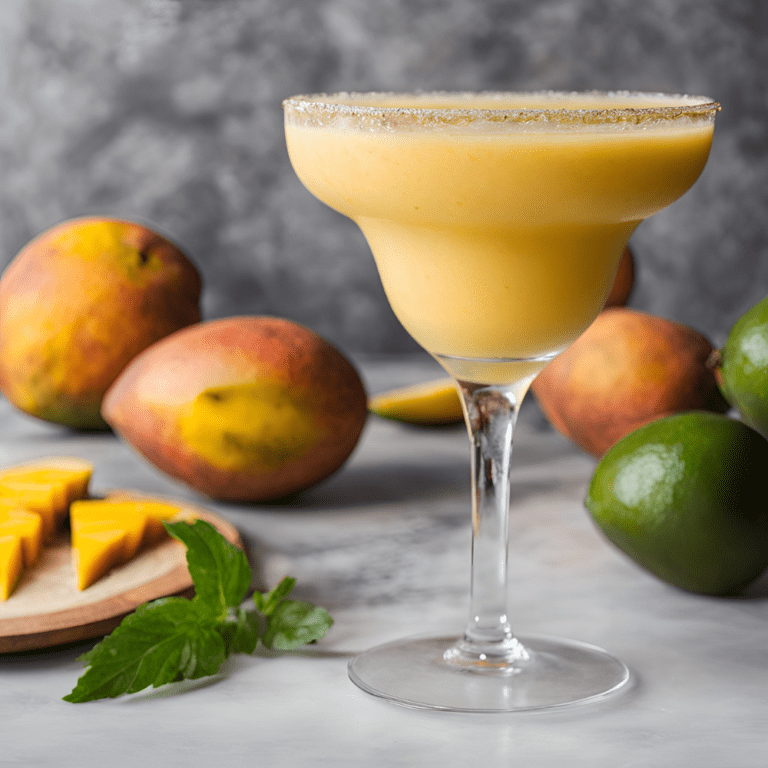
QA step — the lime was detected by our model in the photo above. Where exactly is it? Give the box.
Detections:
[585,411,768,595]
[719,295,768,435]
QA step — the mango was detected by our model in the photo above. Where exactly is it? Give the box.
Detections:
[369,378,464,425]
[70,496,185,588]
[0,509,44,568]
[0,456,93,506]
[101,316,368,502]
[0,217,201,429]
[532,308,729,457]
[0,509,44,599]
[0,457,93,538]
[71,528,128,591]
[603,246,635,309]
[0,535,24,601]
[99,492,191,544]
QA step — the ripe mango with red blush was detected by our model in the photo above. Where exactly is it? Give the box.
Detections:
[603,246,635,309]
[0,217,201,429]
[101,317,368,502]
[532,308,729,457]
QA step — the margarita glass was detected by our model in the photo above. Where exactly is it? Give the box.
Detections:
[283,91,718,712]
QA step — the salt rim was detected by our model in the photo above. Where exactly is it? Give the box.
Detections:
[283,90,720,132]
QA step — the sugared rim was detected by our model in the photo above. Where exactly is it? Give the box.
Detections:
[283,90,720,129]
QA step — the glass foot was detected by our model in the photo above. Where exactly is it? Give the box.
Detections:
[348,634,630,712]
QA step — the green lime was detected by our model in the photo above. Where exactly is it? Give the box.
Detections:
[719,295,768,435]
[585,411,768,595]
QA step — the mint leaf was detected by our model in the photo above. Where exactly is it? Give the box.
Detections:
[255,577,334,650]
[262,600,334,651]
[165,519,251,618]
[63,598,226,703]
[253,576,296,616]
[218,607,261,657]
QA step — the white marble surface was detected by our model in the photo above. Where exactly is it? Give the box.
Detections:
[1,354,767,767]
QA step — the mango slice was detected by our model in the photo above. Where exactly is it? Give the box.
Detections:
[96,495,190,545]
[368,378,464,425]
[0,509,44,567]
[0,534,24,600]
[0,456,93,503]
[69,496,186,590]
[71,505,146,566]
[71,528,129,591]
[0,457,93,538]
[0,485,65,539]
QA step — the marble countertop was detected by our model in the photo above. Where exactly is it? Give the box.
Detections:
[1,354,766,767]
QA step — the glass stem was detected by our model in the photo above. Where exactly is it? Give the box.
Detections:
[444,377,535,667]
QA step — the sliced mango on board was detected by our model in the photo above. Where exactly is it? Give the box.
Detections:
[0,508,44,567]
[0,457,93,538]
[0,456,193,595]
[0,457,92,598]
[368,378,464,425]
[100,494,190,545]
[0,457,93,504]
[71,528,128,591]
[0,534,24,600]
[0,484,66,540]
[70,505,147,566]
[69,496,188,590]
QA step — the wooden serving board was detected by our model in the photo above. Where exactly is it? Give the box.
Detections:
[0,502,243,653]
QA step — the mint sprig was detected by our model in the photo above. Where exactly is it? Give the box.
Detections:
[254,577,335,651]
[64,519,333,703]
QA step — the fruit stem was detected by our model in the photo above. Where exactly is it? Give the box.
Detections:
[706,347,722,372]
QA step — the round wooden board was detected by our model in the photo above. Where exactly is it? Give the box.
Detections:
[0,501,243,653]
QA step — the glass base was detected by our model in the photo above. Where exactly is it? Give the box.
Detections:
[348,634,630,712]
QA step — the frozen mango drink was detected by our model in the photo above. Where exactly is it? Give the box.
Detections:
[283,91,718,712]
[285,92,714,382]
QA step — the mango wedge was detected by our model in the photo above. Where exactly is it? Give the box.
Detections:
[0,534,24,600]
[0,457,93,538]
[71,528,128,591]
[0,457,93,500]
[69,497,186,590]
[0,484,65,539]
[99,494,189,545]
[70,507,146,566]
[0,509,43,567]
[368,378,464,425]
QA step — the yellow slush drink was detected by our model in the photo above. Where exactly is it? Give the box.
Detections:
[285,92,715,382]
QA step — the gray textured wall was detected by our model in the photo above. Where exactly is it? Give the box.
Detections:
[1,0,766,355]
